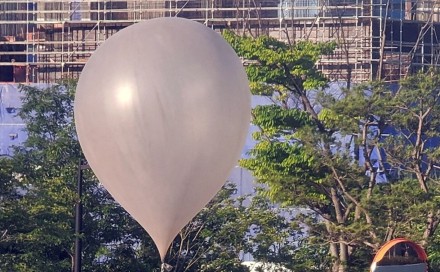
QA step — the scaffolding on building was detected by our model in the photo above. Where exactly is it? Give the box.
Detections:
[1,0,440,84]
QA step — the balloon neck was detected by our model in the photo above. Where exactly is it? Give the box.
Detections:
[161,262,173,272]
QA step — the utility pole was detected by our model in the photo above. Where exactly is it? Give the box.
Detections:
[74,159,89,272]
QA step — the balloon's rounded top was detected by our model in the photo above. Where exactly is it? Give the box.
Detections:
[74,17,251,261]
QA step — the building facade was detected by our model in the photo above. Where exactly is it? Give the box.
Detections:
[1,0,440,84]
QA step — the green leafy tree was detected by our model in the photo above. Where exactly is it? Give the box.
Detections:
[330,70,440,250]
[225,30,440,272]
[0,156,30,269]
[164,183,313,272]
[224,31,362,272]
[3,81,83,271]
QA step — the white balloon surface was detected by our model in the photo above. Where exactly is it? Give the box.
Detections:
[74,17,251,261]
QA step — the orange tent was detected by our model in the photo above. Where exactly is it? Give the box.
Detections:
[371,238,428,272]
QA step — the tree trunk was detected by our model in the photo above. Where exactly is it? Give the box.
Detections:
[339,242,348,272]
[325,220,341,272]
[422,210,440,246]
[330,242,340,272]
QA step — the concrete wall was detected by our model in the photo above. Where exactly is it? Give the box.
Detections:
[374,263,427,272]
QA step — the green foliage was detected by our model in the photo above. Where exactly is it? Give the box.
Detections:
[252,105,314,138]
[0,82,81,271]
[223,30,336,96]
[333,70,440,268]
[368,179,438,242]
[385,70,440,174]
[165,183,312,272]
[322,81,391,133]
[0,157,30,270]
[227,30,440,272]
[167,184,249,272]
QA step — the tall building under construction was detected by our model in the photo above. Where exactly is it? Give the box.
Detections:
[1,0,440,84]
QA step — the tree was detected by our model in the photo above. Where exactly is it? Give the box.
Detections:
[225,30,440,272]
[224,30,361,272]
[0,156,30,269]
[0,81,83,271]
[165,184,314,272]
[328,75,440,270]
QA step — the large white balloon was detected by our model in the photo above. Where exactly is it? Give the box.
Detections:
[74,17,251,261]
